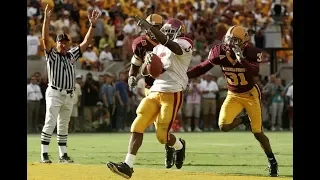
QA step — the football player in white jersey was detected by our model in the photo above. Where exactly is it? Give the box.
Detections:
[107,17,193,179]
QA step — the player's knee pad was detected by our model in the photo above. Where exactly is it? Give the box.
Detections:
[251,127,263,134]
[218,117,228,131]
[155,128,168,144]
[219,124,230,132]
[130,115,146,133]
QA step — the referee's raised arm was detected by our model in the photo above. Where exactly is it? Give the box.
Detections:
[79,10,100,54]
[42,5,52,53]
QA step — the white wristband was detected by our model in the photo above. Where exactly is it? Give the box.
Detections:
[131,55,142,66]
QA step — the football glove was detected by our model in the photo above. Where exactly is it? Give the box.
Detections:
[136,15,152,30]
[128,76,137,89]
[144,53,153,65]
[232,45,245,61]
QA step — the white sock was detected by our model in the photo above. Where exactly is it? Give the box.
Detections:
[124,154,136,168]
[41,144,48,155]
[58,146,67,157]
[172,139,183,150]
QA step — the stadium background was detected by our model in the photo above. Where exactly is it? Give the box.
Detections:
[27,0,293,179]
[27,0,293,133]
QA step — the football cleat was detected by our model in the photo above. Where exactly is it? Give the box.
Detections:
[165,144,175,168]
[174,138,186,169]
[40,153,52,163]
[58,153,74,163]
[107,162,134,179]
[268,162,279,177]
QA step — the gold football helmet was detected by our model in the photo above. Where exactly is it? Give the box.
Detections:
[223,25,249,48]
[145,14,164,28]
[145,14,164,40]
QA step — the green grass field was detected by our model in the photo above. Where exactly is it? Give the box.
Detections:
[27,132,292,180]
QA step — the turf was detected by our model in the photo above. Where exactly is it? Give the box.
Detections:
[27,132,292,180]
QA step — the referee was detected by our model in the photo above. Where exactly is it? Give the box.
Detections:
[40,5,100,163]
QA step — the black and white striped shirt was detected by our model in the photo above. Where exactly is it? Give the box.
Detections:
[45,46,82,90]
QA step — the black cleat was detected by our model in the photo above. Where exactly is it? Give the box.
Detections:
[268,162,279,177]
[174,138,186,169]
[107,162,134,179]
[165,144,175,169]
[58,153,74,163]
[40,153,52,163]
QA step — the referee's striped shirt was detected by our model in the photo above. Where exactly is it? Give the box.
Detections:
[45,46,82,90]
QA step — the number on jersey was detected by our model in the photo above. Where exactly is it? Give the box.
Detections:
[225,72,248,86]
[257,53,262,62]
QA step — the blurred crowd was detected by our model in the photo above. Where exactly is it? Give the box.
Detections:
[27,71,293,133]
[27,0,293,133]
[27,0,293,70]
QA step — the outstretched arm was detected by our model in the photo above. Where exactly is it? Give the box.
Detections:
[188,44,222,79]
[135,16,183,55]
[42,5,52,52]
[148,25,183,55]
[80,10,100,53]
[187,59,214,79]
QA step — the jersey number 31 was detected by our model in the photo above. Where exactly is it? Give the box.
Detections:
[225,72,248,86]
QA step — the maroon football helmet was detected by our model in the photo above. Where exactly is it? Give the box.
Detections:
[160,18,185,40]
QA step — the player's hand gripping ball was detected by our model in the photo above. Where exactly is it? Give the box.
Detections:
[144,52,163,78]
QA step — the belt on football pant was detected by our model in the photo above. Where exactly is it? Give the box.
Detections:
[51,86,74,94]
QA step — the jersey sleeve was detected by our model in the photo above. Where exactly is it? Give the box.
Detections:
[244,45,263,63]
[239,45,261,76]
[207,44,223,65]
[44,48,57,61]
[68,46,82,61]
[187,45,223,79]
[174,37,194,54]
[131,37,145,67]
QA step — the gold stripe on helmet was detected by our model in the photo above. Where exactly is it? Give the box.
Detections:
[228,26,236,35]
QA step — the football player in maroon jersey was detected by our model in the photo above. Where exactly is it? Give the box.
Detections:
[187,25,278,177]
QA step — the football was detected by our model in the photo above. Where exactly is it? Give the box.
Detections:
[145,53,163,78]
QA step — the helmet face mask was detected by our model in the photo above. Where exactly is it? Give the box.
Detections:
[160,24,182,40]
[223,36,243,48]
